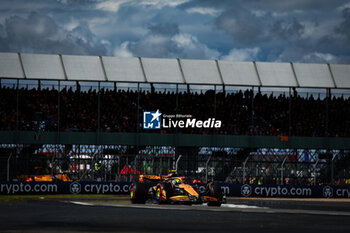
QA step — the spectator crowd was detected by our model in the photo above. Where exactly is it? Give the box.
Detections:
[0,86,349,137]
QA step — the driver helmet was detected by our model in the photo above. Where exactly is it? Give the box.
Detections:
[172,178,181,185]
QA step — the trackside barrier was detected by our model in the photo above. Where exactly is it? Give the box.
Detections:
[0,182,349,198]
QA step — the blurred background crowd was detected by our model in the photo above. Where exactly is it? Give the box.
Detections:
[1,86,349,137]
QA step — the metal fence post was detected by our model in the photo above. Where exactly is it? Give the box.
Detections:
[7,152,13,181]
[331,152,338,185]
[206,155,212,183]
[281,156,288,185]
[175,154,182,172]
[242,156,249,184]
[251,86,254,135]
[314,158,319,185]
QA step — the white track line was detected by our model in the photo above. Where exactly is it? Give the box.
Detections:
[69,201,265,211]
[70,201,95,206]
[68,201,350,216]
[221,204,265,209]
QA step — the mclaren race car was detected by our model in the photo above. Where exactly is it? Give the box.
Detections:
[130,173,225,206]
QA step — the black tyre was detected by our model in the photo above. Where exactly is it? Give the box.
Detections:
[162,182,174,198]
[130,182,147,204]
[207,182,223,207]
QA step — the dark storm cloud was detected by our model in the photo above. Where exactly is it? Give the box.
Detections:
[56,0,102,5]
[335,7,350,43]
[148,23,180,36]
[0,0,349,63]
[0,12,110,55]
[245,0,347,11]
[271,19,305,40]
[183,0,347,11]
[125,25,219,59]
[180,0,350,63]
[215,5,267,46]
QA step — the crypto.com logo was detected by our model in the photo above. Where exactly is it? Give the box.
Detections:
[70,181,81,194]
[241,184,252,197]
[323,186,333,198]
[143,110,161,129]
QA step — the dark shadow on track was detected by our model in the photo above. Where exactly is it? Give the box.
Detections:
[0,199,349,233]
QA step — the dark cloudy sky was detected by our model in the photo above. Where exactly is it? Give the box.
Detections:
[0,0,349,63]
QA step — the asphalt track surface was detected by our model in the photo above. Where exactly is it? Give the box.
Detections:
[1,197,350,233]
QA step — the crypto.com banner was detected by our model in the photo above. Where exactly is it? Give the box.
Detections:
[0,182,349,198]
[0,182,132,195]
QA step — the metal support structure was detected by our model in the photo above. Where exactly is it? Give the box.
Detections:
[98,81,101,134]
[57,80,61,134]
[314,158,319,185]
[289,87,292,136]
[7,152,13,181]
[214,85,216,118]
[242,156,250,184]
[137,83,140,133]
[137,83,140,152]
[251,86,254,135]
[134,155,138,178]
[56,80,61,178]
[281,156,288,185]
[205,155,212,183]
[325,88,330,137]
[176,84,179,114]
[331,152,338,185]
[175,154,182,172]
[16,79,19,132]
[97,82,102,180]
[175,84,178,138]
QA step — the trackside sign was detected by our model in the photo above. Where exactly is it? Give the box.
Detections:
[1,182,350,198]
[0,182,131,195]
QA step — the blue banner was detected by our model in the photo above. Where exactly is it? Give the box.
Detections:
[0,181,349,198]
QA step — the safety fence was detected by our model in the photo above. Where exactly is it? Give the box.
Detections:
[1,181,349,198]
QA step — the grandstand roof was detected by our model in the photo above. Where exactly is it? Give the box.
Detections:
[0,52,349,88]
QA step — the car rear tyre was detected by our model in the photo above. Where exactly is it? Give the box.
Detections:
[207,182,223,207]
[130,182,147,204]
[162,182,174,197]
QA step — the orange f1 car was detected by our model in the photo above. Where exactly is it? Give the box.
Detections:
[130,173,225,206]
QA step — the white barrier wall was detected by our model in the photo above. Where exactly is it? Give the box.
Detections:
[21,53,65,80]
[102,57,145,83]
[141,58,184,83]
[0,52,348,89]
[218,61,260,86]
[330,64,350,89]
[62,55,105,81]
[256,62,298,87]
[180,59,222,84]
[293,63,335,88]
[0,53,24,78]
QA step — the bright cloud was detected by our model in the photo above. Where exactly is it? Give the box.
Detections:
[96,0,130,12]
[221,47,260,61]
[139,0,190,9]
[186,7,222,16]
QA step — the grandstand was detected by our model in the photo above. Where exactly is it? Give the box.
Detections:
[0,52,350,185]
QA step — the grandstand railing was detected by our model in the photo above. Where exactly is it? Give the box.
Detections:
[1,131,350,150]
